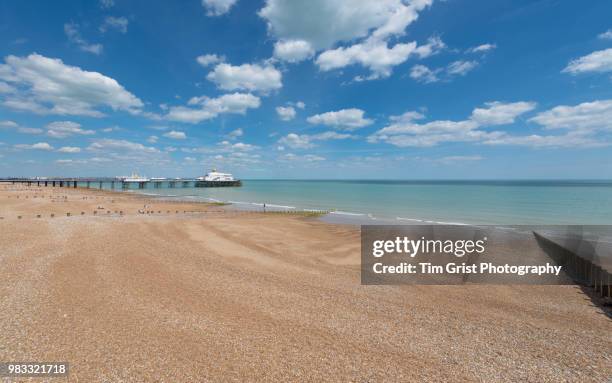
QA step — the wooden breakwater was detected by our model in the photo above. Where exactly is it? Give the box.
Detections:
[533,231,610,299]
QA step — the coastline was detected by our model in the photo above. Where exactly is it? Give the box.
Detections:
[0,183,611,381]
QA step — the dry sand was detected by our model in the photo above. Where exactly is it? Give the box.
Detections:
[0,183,610,382]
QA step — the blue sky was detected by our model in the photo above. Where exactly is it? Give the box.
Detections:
[0,0,611,179]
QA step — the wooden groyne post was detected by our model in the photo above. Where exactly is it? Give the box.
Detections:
[533,231,610,298]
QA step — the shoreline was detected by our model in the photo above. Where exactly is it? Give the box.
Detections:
[1,183,611,381]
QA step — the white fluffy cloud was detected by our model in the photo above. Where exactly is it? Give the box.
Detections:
[529,99,612,131]
[196,54,225,67]
[468,43,496,53]
[369,100,610,148]
[163,130,187,139]
[316,40,416,78]
[277,133,312,149]
[259,0,431,50]
[206,63,282,92]
[273,40,315,63]
[0,54,143,117]
[100,16,129,34]
[260,0,434,78]
[278,131,352,149]
[276,105,296,121]
[410,64,440,83]
[88,139,159,153]
[563,48,612,75]
[217,140,257,152]
[64,23,103,55]
[307,108,373,130]
[46,121,95,138]
[165,92,260,123]
[369,101,539,147]
[0,120,18,128]
[316,36,444,79]
[202,0,237,16]
[0,120,43,135]
[481,131,605,148]
[15,142,54,151]
[471,101,537,126]
[58,146,81,153]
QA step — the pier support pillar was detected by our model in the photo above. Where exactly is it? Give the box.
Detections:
[45,181,48,187]
[74,181,77,188]
[99,181,103,189]
[138,182,145,189]
[86,181,90,188]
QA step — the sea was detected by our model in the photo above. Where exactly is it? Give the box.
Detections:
[92,179,612,226]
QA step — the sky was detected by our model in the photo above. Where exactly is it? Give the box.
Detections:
[0,0,611,179]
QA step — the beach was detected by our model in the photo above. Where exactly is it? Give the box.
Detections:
[0,183,610,382]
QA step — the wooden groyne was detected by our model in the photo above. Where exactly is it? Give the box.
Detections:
[534,231,611,299]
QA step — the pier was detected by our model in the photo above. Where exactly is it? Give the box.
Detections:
[0,177,240,189]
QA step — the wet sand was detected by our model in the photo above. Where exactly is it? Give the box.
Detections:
[0,183,610,382]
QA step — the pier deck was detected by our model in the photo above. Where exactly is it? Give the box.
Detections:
[0,177,241,189]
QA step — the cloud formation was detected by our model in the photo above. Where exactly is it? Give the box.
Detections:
[563,48,612,75]
[410,60,479,83]
[369,101,546,147]
[273,40,315,63]
[276,105,296,121]
[278,131,352,149]
[370,100,610,148]
[163,130,187,139]
[307,108,373,130]
[196,54,225,67]
[0,54,143,117]
[100,16,129,33]
[15,142,54,151]
[165,92,260,123]
[46,121,95,138]
[206,63,282,92]
[64,23,103,54]
[260,0,434,79]
[202,0,238,16]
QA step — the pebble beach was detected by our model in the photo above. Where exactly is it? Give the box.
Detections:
[0,184,610,382]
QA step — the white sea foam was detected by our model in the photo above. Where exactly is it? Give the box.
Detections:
[396,217,424,222]
[330,211,365,216]
[266,204,296,209]
[397,216,468,226]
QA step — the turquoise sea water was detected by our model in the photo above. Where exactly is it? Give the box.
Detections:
[96,180,612,225]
